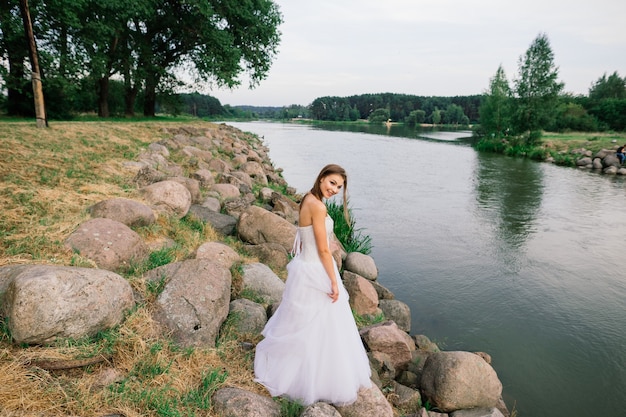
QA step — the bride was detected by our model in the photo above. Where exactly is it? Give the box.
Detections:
[254,164,372,406]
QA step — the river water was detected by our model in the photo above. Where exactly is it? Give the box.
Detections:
[226,121,626,417]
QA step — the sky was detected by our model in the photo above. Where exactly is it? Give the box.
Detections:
[207,0,626,107]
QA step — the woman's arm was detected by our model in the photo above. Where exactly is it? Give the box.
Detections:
[309,199,340,303]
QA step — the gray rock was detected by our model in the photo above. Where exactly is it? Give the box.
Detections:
[389,381,421,414]
[188,205,237,235]
[413,334,440,353]
[301,402,342,417]
[379,299,411,333]
[334,383,393,417]
[602,153,621,168]
[420,351,503,413]
[200,196,221,212]
[370,280,395,300]
[88,198,156,227]
[244,243,290,270]
[4,265,134,344]
[193,241,241,269]
[192,168,215,188]
[211,183,240,200]
[140,180,192,218]
[344,252,378,281]
[240,161,268,185]
[64,218,149,271]
[451,407,505,417]
[212,387,280,417]
[241,262,285,304]
[168,176,202,204]
[228,298,267,335]
[360,321,416,373]
[592,157,604,169]
[238,205,297,252]
[343,270,379,316]
[149,259,231,348]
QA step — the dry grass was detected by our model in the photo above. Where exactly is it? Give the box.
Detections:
[0,119,268,416]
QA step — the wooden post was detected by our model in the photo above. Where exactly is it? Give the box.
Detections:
[19,0,47,128]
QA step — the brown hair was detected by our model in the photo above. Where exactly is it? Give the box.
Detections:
[308,164,350,224]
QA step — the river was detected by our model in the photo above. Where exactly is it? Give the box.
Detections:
[225,121,626,417]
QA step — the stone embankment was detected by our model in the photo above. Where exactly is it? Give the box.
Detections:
[572,146,626,175]
[0,124,510,417]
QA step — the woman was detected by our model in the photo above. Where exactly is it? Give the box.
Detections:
[254,164,372,406]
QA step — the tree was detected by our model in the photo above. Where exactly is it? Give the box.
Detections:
[479,65,513,137]
[0,0,31,116]
[443,103,467,125]
[512,33,564,140]
[134,0,282,117]
[368,108,390,123]
[589,71,626,101]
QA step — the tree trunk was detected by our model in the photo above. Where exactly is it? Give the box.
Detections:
[97,76,110,117]
[124,86,138,117]
[19,0,46,127]
[143,72,158,117]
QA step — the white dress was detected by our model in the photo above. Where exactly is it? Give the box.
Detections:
[254,215,372,405]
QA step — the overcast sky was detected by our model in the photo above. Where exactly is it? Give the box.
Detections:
[207,0,626,107]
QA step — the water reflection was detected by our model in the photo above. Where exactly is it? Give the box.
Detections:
[473,152,544,250]
[308,122,472,142]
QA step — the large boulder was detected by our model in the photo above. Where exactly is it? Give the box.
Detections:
[241,262,285,304]
[211,183,240,200]
[193,241,241,269]
[301,402,342,417]
[379,299,411,333]
[360,321,416,373]
[3,265,134,344]
[238,205,297,252]
[240,161,268,185]
[228,298,267,335]
[450,407,506,417]
[212,387,280,417]
[420,351,503,413]
[168,176,202,204]
[344,252,378,281]
[148,259,231,348]
[244,243,290,270]
[140,180,192,218]
[602,153,621,168]
[88,198,156,227]
[334,383,393,417]
[342,271,379,316]
[64,218,149,271]
[187,205,237,236]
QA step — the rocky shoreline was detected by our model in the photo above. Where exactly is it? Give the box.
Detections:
[0,123,511,417]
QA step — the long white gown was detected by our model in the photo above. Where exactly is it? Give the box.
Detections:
[254,215,372,405]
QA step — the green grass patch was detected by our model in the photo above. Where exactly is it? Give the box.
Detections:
[327,200,373,255]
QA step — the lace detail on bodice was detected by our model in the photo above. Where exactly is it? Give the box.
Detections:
[291,216,333,262]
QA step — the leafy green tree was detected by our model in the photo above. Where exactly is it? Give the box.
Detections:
[405,109,425,126]
[554,101,598,132]
[430,107,441,125]
[512,33,564,140]
[479,65,513,137]
[0,0,32,116]
[589,71,626,101]
[443,103,467,125]
[368,108,390,123]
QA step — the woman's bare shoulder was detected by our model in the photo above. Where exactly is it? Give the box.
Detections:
[299,194,326,226]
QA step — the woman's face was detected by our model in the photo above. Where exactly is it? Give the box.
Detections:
[320,174,344,199]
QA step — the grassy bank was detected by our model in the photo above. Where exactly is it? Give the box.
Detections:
[475,131,626,166]
[0,120,270,417]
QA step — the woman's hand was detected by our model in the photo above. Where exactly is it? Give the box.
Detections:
[329,281,339,303]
